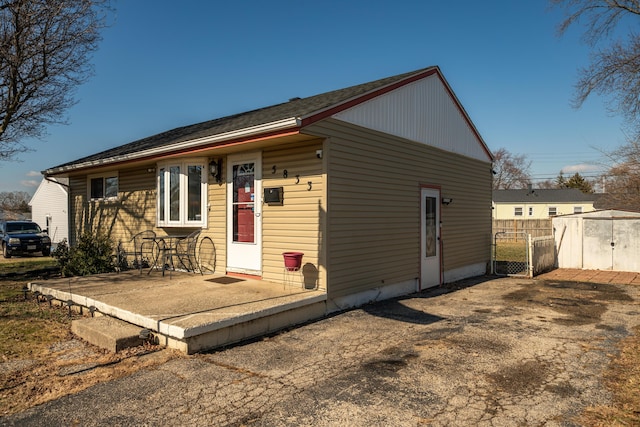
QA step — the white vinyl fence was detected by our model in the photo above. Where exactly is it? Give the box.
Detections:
[529,236,555,276]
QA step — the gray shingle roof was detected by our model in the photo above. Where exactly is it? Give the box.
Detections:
[48,67,437,171]
[493,188,600,203]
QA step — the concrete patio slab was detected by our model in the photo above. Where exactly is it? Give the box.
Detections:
[29,271,327,353]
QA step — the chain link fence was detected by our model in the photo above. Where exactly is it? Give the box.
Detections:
[493,232,529,277]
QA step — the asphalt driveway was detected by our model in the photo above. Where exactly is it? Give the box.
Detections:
[3,274,639,426]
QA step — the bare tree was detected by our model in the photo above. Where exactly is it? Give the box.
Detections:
[492,148,532,189]
[536,179,557,189]
[552,0,640,133]
[0,189,30,217]
[597,140,640,210]
[0,0,110,161]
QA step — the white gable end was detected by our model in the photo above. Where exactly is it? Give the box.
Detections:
[29,178,69,244]
[332,74,490,162]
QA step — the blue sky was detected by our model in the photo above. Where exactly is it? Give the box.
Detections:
[0,0,629,193]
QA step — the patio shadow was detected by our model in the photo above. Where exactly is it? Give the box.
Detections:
[363,299,445,325]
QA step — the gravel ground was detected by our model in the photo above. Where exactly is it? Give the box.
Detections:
[2,275,639,427]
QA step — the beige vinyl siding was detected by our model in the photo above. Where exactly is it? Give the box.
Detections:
[306,119,491,299]
[68,163,226,271]
[68,176,87,246]
[204,173,226,274]
[260,139,325,289]
[441,161,492,269]
[115,168,157,242]
[68,167,156,248]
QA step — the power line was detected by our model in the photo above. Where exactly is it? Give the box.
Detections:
[530,172,606,178]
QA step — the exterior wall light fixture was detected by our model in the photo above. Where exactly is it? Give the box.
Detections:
[442,198,453,205]
[209,159,222,183]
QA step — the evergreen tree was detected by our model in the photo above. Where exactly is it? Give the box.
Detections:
[565,173,594,193]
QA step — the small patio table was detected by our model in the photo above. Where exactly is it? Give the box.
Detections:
[145,235,187,277]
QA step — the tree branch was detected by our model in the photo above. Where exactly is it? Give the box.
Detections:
[0,0,110,161]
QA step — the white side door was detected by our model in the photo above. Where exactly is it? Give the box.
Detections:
[420,187,441,288]
[226,153,262,274]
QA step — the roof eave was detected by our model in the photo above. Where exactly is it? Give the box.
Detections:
[44,117,301,176]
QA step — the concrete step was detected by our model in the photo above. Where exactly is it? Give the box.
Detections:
[71,316,145,352]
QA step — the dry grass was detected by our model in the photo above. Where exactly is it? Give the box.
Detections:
[494,241,527,261]
[0,287,72,360]
[578,325,640,426]
[0,256,57,273]
[0,337,179,416]
[0,261,183,416]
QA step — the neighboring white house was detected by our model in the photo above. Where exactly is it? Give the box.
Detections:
[29,177,69,245]
[493,188,599,220]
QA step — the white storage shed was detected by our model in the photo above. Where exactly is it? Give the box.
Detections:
[553,210,640,272]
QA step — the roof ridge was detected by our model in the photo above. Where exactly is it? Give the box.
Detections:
[48,66,487,173]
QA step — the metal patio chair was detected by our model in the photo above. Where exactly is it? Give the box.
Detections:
[197,236,216,275]
[117,230,158,273]
[174,230,201,273]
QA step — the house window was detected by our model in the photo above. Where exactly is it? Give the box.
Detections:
[528,207,533,216]
[157,159,207,227]
[548,207,557,216]
[514,207,523,216]
[574,206,582,214]
[424,196,437,257]
[88,173,118,200]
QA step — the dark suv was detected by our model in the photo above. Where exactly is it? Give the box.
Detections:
[0,221,51,258]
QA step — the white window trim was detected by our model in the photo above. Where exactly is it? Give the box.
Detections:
[528,207,533,216]
[87,172,119,201]
[548,206,557,216]
[157,158,208,228]
[514,206,523,217]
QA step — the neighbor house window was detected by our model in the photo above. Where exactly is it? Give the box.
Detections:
[548,207,557,216]
[514,207,523,216]
[157,159,207,227]
[88,173,118,200]
[528,207,534,216]
[574,206,582,214]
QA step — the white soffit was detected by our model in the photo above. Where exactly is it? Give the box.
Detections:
[332,74,490,162]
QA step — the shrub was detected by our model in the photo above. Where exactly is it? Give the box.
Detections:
[51,232,117,276]
[115,245,150,272]
[50,239,70,271]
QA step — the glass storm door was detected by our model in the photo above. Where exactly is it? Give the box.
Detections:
[421,187,441,288]
[227,153,262,274]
